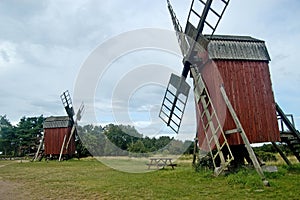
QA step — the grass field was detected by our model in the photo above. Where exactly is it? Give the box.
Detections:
[0,157,299,200]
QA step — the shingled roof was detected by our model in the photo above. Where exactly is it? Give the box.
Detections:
[204,35,271,61]
[43,116,72,129]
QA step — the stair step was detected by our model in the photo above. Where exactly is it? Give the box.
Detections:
[280,133,295,139]
[291,144,300,149]
[277,103,300,162]
[289,140,300,145]
[281,139,296,144]
[281,138,297,143]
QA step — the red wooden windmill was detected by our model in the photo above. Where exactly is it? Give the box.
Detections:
[159,0,283,184]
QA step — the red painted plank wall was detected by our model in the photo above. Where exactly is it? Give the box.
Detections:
[44,127,75,155]
[197,60,280,147]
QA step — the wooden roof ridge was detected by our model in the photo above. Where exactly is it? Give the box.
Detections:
[43,116,72,129]
[203,34,271,61]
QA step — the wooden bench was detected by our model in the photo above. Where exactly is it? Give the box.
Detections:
[167,163,177,168]
[147,158,176,169]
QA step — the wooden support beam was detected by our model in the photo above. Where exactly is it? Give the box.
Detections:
[272,142,292,166]
[33,135,44,162]
[65,123,76,150]
[193,135,199,165]
[225,128,241,135]
[220,86,269,186]
[59,134,67,162]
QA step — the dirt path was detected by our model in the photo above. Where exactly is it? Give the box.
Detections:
[0,160,29,167]
[0,180,22,200]
[0,160,30,200]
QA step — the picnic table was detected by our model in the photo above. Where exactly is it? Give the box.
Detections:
[147,158,177,169]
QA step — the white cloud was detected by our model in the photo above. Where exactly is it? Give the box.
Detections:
[0,41,22,70]
[0,0,299,132]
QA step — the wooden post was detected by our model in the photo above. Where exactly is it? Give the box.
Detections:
[220,86,269,186]
[65,123,76,150]
[59,134,67,162]
[193,136,198,165]
[33,135,44,162]
[272,142,292,166]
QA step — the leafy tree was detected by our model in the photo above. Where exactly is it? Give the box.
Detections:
[154,136,172,150]
[0,115,12,127]
[119,124,143,138]
[103,124,139,151]
[167,140,185,155]
[128,140,147,153]
[0,115,14,156]
[0,115,44,157]
[75,138,91,157]
[77,124,105,156]
[15,115,44,156]
[183,140,194,154]
[143,137,157,152]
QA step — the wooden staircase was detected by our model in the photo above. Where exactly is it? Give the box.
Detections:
[276,103,300,162]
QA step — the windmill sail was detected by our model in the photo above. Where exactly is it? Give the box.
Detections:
[185,0,230,41]
[60,90,75,121]
[167,0,189,57]
[160,0,230,133]
[59,90,84,161]
[159,73,190,133]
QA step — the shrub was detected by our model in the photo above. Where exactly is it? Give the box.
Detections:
[256,151,277,162]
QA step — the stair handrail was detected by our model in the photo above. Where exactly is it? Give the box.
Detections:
[276,103,300,140]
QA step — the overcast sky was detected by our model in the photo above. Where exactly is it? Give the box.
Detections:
[0,0,300,138]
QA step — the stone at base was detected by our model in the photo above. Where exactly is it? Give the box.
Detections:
[262,165,278,173]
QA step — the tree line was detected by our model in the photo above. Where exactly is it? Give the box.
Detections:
[0,115,194,158]
[0,115,44,157]
[77,123,193,157]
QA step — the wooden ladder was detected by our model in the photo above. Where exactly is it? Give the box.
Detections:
[191,66,269,185]
[191,67,233,175]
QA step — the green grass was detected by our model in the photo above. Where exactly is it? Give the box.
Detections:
[0,158,299,199]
